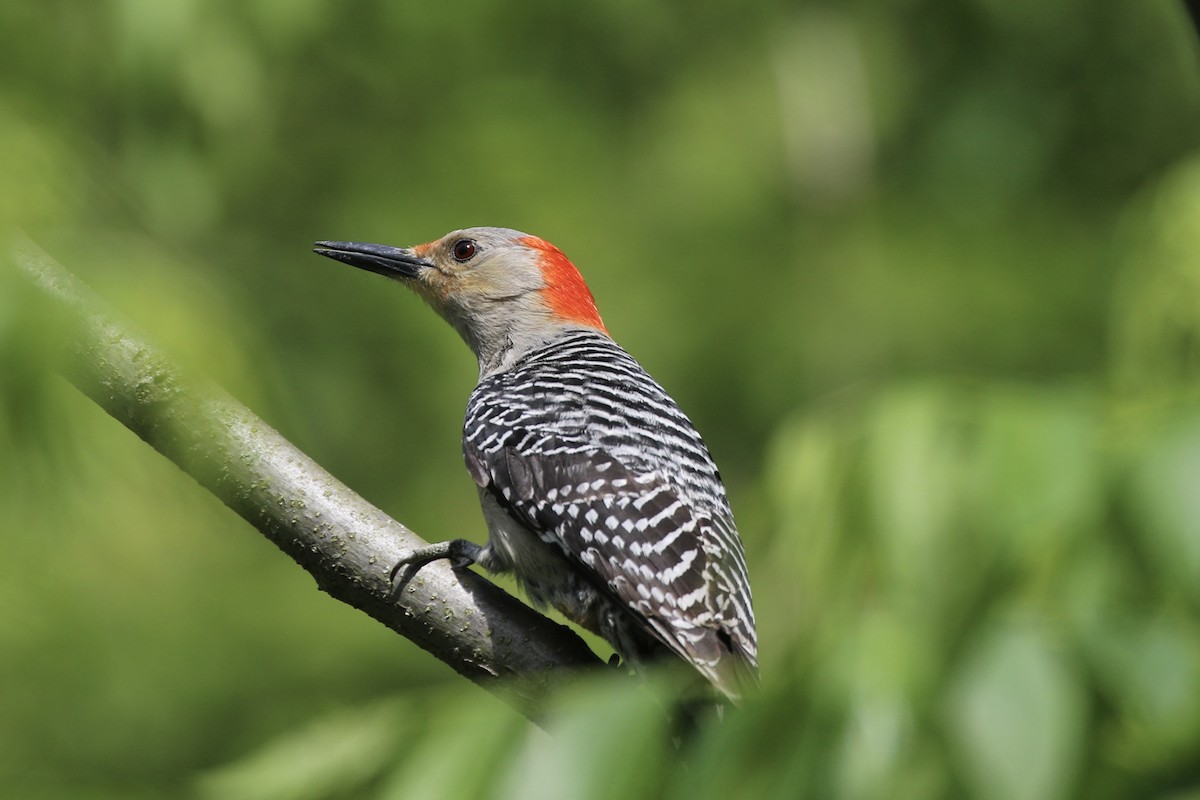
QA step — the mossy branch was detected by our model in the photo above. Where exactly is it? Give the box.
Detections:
[10,234,602,721]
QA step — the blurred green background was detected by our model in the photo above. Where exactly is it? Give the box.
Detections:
[3,1,1200,798]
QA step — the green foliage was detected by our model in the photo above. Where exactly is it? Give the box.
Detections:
[2,0,1200,797]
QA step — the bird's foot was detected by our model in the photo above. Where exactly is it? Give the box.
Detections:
[388,539,483,583]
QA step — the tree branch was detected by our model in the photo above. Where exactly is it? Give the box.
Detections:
[10,233,603,720]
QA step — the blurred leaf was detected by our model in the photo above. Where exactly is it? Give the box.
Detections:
[829,609,920,800]
[861,383,981,645]
[196,700,406,800]
[1129,413,1200,598]
[377,688,526,800]
[865,383,961,576]
[494,675,672,800]
[669,684,834,800]
[947,620,1085,800]
[1088,609,1200,768]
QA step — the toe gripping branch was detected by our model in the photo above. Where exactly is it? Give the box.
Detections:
[388,538,483,583]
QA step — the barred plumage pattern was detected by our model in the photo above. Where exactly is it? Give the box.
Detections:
[463,329,758,695]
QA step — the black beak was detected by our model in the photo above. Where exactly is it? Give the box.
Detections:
[312,241,433,279]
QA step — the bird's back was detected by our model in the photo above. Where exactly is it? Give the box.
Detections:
[464,329,758,696]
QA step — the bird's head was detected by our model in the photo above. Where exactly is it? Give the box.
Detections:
[315,227,607,375]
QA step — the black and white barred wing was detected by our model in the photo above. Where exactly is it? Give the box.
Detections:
[465,431,756,696]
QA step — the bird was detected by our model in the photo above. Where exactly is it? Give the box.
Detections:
[314,227,758,701]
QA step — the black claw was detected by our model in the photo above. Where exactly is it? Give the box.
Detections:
[388,559,411,585]
[388,539,482,584]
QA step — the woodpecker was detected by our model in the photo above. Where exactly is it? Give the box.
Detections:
[314,228,758,700]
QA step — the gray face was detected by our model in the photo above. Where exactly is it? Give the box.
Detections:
[315,227,603,375]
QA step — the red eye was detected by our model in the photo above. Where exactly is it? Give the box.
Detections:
[452,239,477,262]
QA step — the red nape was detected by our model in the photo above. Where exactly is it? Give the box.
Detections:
[520,236,608,333]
